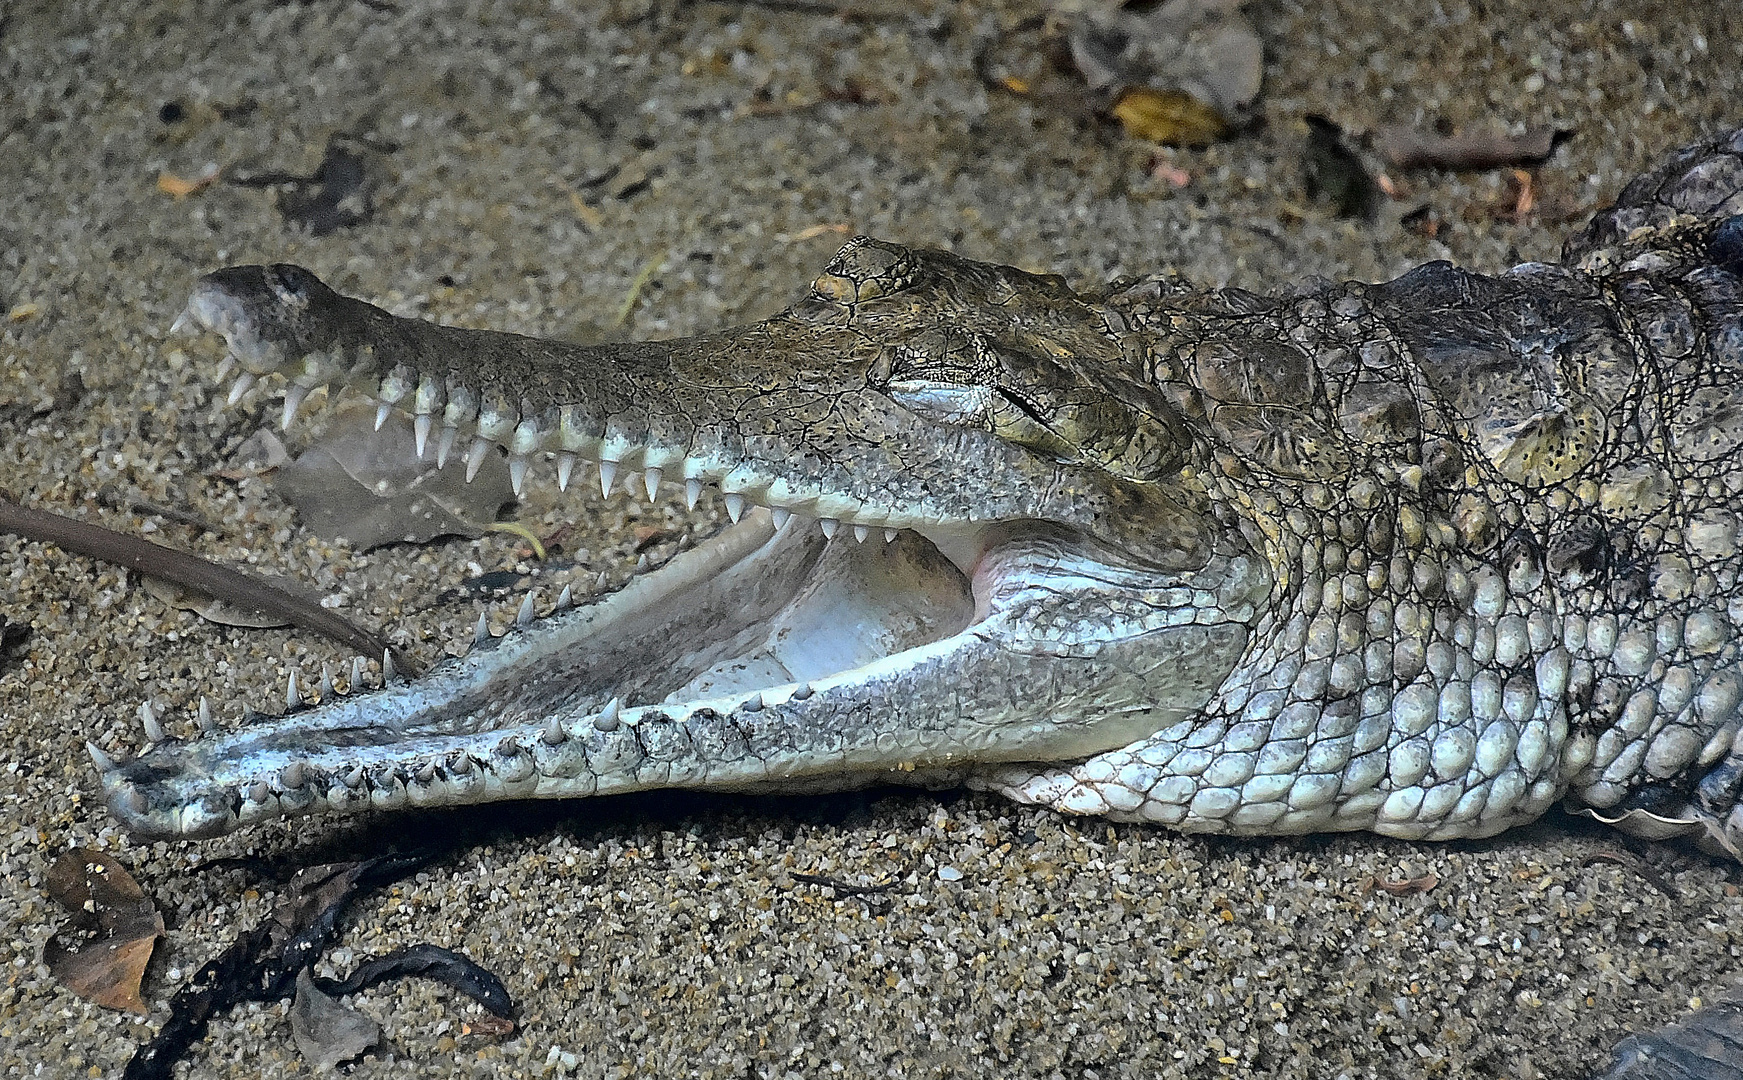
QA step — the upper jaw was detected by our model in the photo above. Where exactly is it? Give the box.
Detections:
[178,263,1208,568]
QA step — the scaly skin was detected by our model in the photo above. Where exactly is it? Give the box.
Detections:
[93,128,1743,880]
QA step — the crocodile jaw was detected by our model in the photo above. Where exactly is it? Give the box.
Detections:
[101,503,1259,839]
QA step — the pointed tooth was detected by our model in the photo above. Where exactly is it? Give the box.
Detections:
[140,701,164,744]
[281,761,306,789]
[320,664,336,700]
[853,524,869,543]
[517,591,536,627]
[724,493,746,523]
[791,682,813,700]
[819,518,839,539]
[86,741,115,773]
[248,781,271,803]
[169,307,195,337]
[595,570,608,591]
[556,584,574,610]
[281,384,311,429]
[449,754,472,776]
[635,554,650,574]
[214,354,237,383]
[771,507,792,529]
[226,372,256,406]
[414,413,433,458]
[416,761,436,784]
[350,656,366,689]
[542,719,567,746]
[509,455,529,496]
[685,478,703,510]
[643,467,662,501]
[556,452,576,491]
[741,691,764,713]
[343,765,365,789]
[383,650,397,682]
[598,459,618,498]
[436,424,459,468]
[473,612,491,647]
[374,402,392,430]
[594,697,622,732]
[284,671,301,712]
[196,696,214,733]
[465,437,492,482]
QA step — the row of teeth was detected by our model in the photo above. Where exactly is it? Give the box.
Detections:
[212,358,903,545]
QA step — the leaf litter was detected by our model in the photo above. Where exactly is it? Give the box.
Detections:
[44,849,164,1015]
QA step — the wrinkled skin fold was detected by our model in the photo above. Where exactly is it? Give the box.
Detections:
[96,129,1743,881]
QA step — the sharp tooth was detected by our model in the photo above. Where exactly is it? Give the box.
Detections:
[215,354,236,382]
[320,664,336,700]
[140,702,164,744]
[169,307,195,337]
[884,528,898,543]
[643,467,662,501]
[281,761,306,789]
[284,671,301,711]
[635,554,650,573]
[598,459,618,497]
[414,413,433,458]
[516,590,536,627]
[594,697,622,732]
[343,765,365,788]
[450,754,472,775]
[416,761,436,784]
[685,478,703,510]
[724,493,746,522]
[382,650,397,682]
[542,719,566,745]
[473,612,490,647]
[771,507,792,529]
[196,696,214,733]
[595,570,608,591]
[226,372,255,406]
[465,437,492,482]
[741,692,763,712]
[350,656,366,689]
[853,524,869,543]
[556,584,574,610]
[819,518,839,539]
[86,741,115,773]
[437,424,459,468]
[556,452,576,491]
[375,402,392,430]
[281,384,311,429]
[248,781,271,803]
[791,682,813,700]
[509,455,528,496]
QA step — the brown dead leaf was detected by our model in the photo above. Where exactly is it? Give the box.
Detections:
[157,167,222,199]
[44,849,164,1014]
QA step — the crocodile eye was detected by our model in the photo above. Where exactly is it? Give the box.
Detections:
[266,264,317,310]
[811,236,919,303]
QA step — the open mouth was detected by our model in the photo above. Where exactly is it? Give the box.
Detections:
[97,239,1254,839]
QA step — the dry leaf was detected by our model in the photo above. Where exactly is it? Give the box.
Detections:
[290,967,383,1068]
[44,849,164,1014]
[275,402,514,550]
[1367,871,1440,896]
[1066,0,1262,133]
[157,167,221,199]
[1111,87,1227,147]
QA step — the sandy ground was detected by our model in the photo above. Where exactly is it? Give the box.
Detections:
[3,1,1742,1077]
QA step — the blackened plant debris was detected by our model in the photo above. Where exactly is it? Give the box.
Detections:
[1303,114,1380,220]
[229,136,381,236]
[123,854,514,1080]
[0,614,29,674]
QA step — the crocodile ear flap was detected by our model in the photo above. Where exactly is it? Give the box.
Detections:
[981,338,1190,484]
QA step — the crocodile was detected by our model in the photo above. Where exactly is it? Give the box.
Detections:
[88,128,1743,877]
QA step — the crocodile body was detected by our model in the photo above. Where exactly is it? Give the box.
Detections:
[93,128,1743,872]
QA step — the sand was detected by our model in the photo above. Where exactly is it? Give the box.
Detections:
[2,1,1741,1077]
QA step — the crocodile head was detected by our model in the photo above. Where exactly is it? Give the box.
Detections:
[98,237,1269,838]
